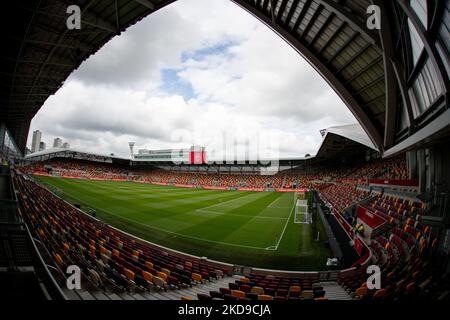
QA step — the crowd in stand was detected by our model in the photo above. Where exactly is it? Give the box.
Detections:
[319,181,369,214]
[23,159,135,180]
[22,154,410,190]
[350,154,408,180]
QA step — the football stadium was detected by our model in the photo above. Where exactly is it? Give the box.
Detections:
[1,0,450,308]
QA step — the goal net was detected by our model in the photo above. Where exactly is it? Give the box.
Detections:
[294,191,311,224]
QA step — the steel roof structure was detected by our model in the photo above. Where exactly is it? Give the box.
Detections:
[1,0,175,152]
[1,0,449,158]
[231,0,449,156]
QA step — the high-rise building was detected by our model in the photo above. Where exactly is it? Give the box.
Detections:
[31,130,41,153]
[39,141,46,152]
[62,142,70,149]
[53,137,62,148]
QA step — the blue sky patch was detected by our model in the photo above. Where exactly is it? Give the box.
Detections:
[160,68,195,101]
[181,40,238,63]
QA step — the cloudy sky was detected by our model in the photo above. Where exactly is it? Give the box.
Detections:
[28,0,358,160]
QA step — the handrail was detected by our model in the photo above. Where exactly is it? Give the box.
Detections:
[24,223,68,300]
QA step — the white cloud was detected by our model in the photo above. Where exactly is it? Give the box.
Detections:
[28,0,358,160]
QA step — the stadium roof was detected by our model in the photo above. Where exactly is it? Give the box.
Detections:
[1,0,174,152]
[322,124,377,151]
[24,147,129,161]
[2,0,448,157]
[315,123,377,160]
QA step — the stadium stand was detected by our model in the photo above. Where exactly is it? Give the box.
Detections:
[14,172,234,299]
[12,150,449,300]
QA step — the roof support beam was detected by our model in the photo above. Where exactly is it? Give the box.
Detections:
[344,56,382,84]
[231,0,382,149]
[317,21,345,55]
[291,0,312,33]
[262,0,270,14]
[268,0,277,23]
[372,0,398,149]
[334,42,371,74]
[23,1,98,111]
[308,11,334,47]
[283,0,301,27]
[275,0,289,22]
[392,61,415,131]
[115,0,120,32]
[315,0,379,45]
[24,39,91,52]
[354,75,384,95]
[326,31,358,64]
[299,4,323,39]
[134,0,155,10]
[1,57,75,68]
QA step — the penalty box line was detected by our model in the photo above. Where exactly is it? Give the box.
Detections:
[267,195,292,209]
[270,193,297,251]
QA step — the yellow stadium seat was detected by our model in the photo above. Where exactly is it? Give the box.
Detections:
[354,286,367,299]
[251,286,264,295]
[373,289,388,299]
[192,273,202,283]
[142,271,153,283]
[54,253,64,266]
[231,290,246,298]
[157,271,167,281]
[124,268,135,281]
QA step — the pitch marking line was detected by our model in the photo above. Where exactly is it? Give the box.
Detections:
[267,193,296,251]
[267,196,291,209]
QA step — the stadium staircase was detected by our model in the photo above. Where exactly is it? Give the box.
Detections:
[318,281,353,300]
[61,275,235,300]
[62,276,354,300]
[281,175,288,188]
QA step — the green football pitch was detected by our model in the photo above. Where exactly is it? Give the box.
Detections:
[35,176,332,271]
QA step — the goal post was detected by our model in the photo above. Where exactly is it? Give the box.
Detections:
[294,191,312,224]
